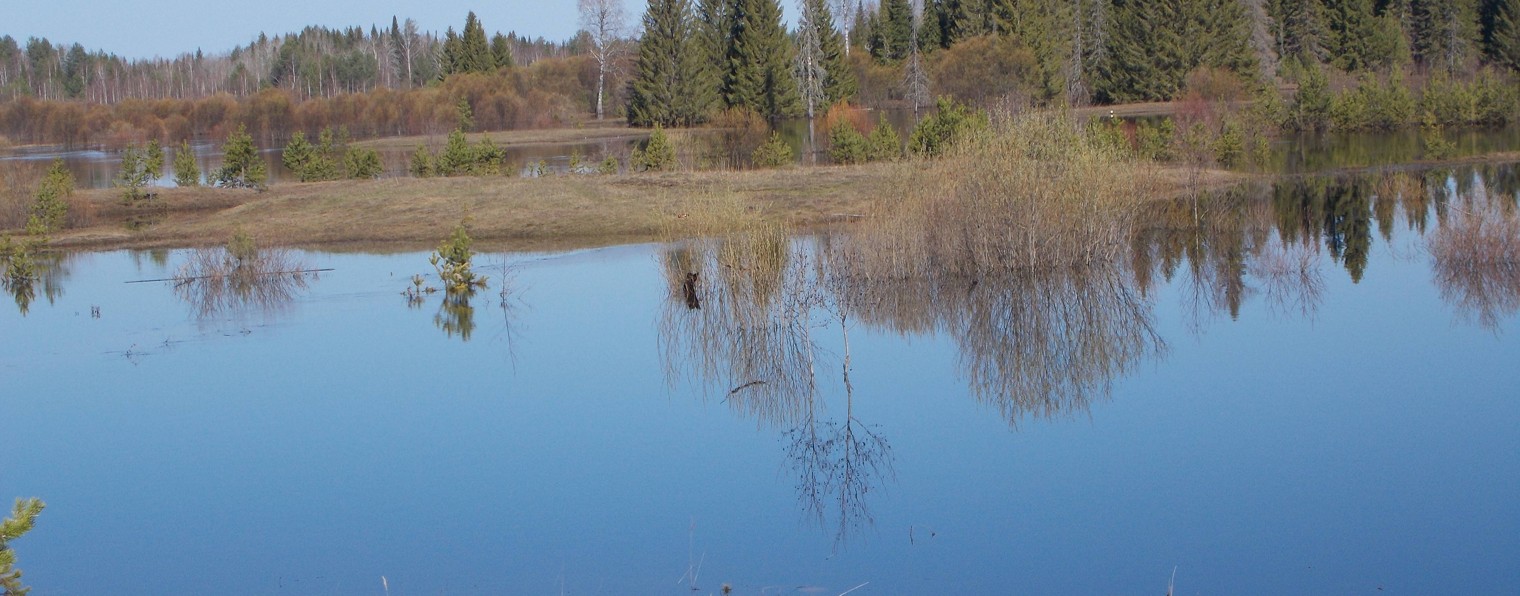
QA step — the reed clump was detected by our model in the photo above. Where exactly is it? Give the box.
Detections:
[845,111,1158,278]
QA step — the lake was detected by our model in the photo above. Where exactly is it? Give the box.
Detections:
[2,164,1519,593]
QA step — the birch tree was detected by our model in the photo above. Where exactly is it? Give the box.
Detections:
[580,0,630,119]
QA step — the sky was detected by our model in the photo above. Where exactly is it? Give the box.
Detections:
[0,0,653,60]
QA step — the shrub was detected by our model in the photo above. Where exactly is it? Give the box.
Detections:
[828,119,869,164]
[344,147,383,179]
[1182,66,1250,103]
[751,132,794,168]
[866,115,903,161]
[598,155,619,175]
[632,125,677,172]
[409,144,435,177]
[908,97,988,157]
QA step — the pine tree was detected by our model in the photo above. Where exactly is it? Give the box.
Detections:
[629,0,717,125]
[726,0,803,118]
[173,141,201,187]
[815,0,856,103]
[1325,0,1374,70]
[145,139,165,181]
[0,498,45,596]
[212,124,268,190]
[1492,0,1520,70]
[949,0,997,42]
[919,0,951,52]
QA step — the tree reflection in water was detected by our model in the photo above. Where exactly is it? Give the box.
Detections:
[1430,179,1520,331]
[660,230,894,546]
[434,287,477,341]
[1,249,71,316]
[173,245,311,321]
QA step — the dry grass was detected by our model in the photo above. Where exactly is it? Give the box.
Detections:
[351,120,647,150]
[43,163,902,251]
[839,111,1165,278]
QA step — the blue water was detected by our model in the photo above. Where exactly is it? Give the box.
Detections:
[2,170,1518,594]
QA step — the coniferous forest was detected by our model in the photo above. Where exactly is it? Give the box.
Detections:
[0,0,1518,147]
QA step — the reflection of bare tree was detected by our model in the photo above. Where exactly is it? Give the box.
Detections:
[173,247,310,321]
[1430,194,1520,331]
[1252,237,1325,319]
[783,315,895,547]
[946,267,1163,426]
[661,232,895,546]
[659,229,820,427]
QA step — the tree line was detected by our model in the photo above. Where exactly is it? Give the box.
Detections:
[0,14,580,103]
[628,0,1520,125]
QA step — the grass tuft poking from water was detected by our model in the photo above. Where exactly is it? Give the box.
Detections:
[841,110,1161,279]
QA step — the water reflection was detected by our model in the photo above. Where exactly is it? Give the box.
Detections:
[659,231,895,545]
[2,249,71,316]
[172,246,311,321]
[433,288,477,341]
[1429,179,1520,331]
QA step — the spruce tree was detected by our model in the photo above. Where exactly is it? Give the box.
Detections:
[796,0,855,114]
[441,27,462,76]
[1098,0,1257,102]
[1492,0,1520,70]
[629,0,717,125]
[459,12,494,74]
[1327,0,1378,70]
[949,0,997,42]
[726,0,802,118]
[1410,0,1481,72]
[873,0,914,61]
[491,33,515,69]
[1269,0,1329,66]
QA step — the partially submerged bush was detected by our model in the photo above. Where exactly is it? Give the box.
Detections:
[174,230,309,319]
[430,223,488,293]
[847,111,1155,276]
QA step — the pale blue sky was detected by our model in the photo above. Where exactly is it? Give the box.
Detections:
[1,0,650,60]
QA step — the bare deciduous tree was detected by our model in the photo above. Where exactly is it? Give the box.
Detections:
[579,0,629,120]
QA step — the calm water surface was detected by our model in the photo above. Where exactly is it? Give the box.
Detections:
[2,166,1519,594]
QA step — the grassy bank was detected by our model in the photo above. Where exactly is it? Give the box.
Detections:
[41,162,918,251]
[351,120,653,151]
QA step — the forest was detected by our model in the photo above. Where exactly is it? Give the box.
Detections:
[0,0,1517,148]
